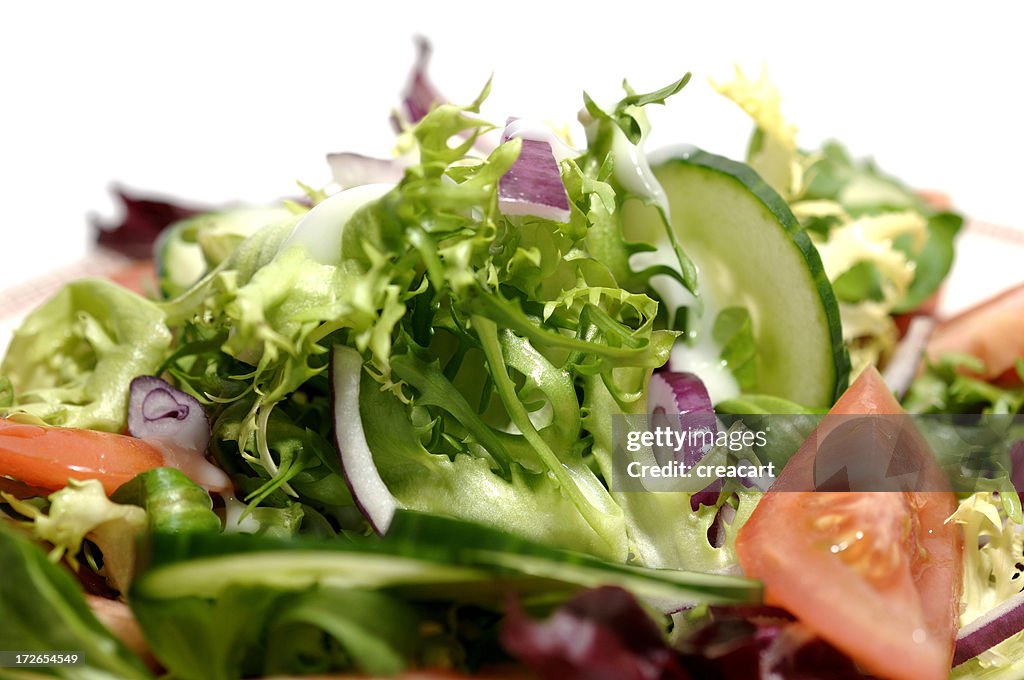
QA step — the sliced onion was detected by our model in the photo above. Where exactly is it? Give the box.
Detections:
[647,370,716,467]
[882,315,936,398]
[497,118,571,223]
[330,345,399,534]
[127,376,231,494]
[128,376,210,452]
[955,589,1024,666]
[647,369,720,509]
[326,152,406,190]
[707,502,737,549]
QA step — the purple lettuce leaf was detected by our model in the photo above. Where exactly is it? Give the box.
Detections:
[500,586,689,680]
[93,187,204,258]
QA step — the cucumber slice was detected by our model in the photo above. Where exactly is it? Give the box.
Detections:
[623,146,849,408]
[155,206,293,298]
[133,510,760,606]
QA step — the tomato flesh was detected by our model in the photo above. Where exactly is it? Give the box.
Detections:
[927,283,1024,383]
[736,367,962,680]
[0,419,164,494]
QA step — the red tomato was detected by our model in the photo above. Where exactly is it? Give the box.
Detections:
[736,367,963,680]
[0,419,164,494]
[926,283,1024,384]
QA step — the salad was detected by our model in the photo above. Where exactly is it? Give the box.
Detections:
[2,43,1023,680]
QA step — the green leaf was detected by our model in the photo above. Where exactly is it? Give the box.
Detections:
[131,585,283,680]
[265,589,418,676]
[903,353,1024,415]
[0,375,12,407]
[831,261,886,303]
[0,280,172,431]
[892,211,963,312]
[0,524,153,680]
[620,73,692,109]
[133,510,761,605]
[585,75,691,145]
[131,583,419,680]
[4,479,146,594]
[358,364,627,560]
[712,307,758,391]
[582,375,761,572]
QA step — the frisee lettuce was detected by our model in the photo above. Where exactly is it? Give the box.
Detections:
[2,479,146,593]
[0,78,701,564]
[904,354,1024,415]
[950,493,1024,678]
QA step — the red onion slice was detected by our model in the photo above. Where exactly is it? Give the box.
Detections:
[497,119,570,223]
[955,589,1024,666]
[127,375,231,494]
[330,345,399,534]
[647,370,721,509]
[128,376,210,452]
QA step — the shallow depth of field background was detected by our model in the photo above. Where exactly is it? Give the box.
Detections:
[1,1,1021,295]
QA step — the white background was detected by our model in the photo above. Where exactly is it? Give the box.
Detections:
[1,1,1022,292]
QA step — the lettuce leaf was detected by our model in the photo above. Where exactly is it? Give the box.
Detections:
[801,141,964,313]
[0,280,172,431]
[0,78,702,569]
[712,65,802,200]
[0,523,154,679]
[949,493,1024,677]
[130,584,419,680]
[583,373,758,572]
[3,479,146,594]
[903,355,1024,415]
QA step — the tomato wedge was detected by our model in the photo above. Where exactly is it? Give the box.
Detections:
[0,419,164,494]
[736,367,962,680]
[926,283,1024,384]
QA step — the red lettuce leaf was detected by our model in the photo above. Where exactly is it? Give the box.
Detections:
[678,609,871,679]
[93,187,204,258]
[500,586,689,680]
[392,36,443,129]
[502,587,870,680]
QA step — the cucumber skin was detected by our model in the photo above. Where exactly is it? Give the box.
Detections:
[651,145,850,405]
[133,510,760,605]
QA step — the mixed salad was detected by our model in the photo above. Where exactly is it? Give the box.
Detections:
[2,44,1024,680]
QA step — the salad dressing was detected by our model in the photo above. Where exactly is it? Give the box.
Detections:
[144,437,232,496]
[632,243,741,405]
[610,125,669,215]
[668,292,741,405]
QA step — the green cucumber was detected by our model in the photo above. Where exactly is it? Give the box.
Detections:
[156,206,293,298]
[623,146,849,407]
[133,510,759,606]
[111,467,222,534]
